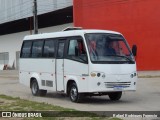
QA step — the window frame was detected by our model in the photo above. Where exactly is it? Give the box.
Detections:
[20,40,33,58]
[20,36,88,62]
[84,33,135,64]
[31,39,44,58]
[56,40,66,59]
[42,39,56,58]
[66,36,88,64]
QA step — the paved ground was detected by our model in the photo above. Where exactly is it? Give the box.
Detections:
[1,70,160,78]
[0,70,160,119]
[0,70,160,110]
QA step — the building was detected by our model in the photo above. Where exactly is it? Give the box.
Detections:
[1,0,160,71]
[73,0,160,70]
[0,0,73,70]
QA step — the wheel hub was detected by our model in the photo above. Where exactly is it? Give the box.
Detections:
[71,87,77,101]
[32,82,38,94]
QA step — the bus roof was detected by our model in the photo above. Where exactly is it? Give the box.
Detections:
[23,29,121,40]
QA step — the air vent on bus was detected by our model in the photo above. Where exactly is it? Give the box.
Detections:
[41,80,45,86]
[46,80,53,87]
[41,80,53,87]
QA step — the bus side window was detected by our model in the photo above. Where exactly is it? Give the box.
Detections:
[31,40,44,58]
[21,41,32,58]
[67,39,87,63]
[43,39,55,58]
[57,42,65,58]
[68,40,78,56]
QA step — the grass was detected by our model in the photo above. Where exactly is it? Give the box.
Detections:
[0,94,123,120]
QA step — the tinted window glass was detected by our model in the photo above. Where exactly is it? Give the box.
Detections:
[67,39,87,62]
[31,40,43,58]
[68,40,78,55]
[21,41,32,58]
[85,33,134,63]
[57,42,65,58]
[43,40,55,58]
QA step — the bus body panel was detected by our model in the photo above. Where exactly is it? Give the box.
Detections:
[19,29,137,101]
[19,59,56,91]
[64,59,89,93]
[56,59,64,91]
[88,63,137,92]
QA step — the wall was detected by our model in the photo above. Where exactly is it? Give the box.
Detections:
[0,23,73,69]
[0,0,72,24]
[73,0,160,70]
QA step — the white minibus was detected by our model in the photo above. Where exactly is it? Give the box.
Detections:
[19,28,137,102]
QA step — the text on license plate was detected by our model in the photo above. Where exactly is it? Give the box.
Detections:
[113,86,124,90]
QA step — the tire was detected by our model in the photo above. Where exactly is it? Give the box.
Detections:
[69,83,83,103]
[108,92,122,101]
[31,79,47,96]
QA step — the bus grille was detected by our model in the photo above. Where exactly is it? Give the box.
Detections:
[41,80,53,87]
[46,80,53,87]
[41,80,45,86]
[104,82,131,88]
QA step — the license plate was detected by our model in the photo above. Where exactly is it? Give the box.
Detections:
[113,86,123,91]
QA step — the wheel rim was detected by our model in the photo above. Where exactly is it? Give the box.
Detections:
[32,82,38,94]
[70,86,78,101]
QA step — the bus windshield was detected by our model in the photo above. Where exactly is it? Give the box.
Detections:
[85,33,135,63]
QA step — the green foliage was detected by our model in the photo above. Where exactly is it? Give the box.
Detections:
[0,94,123,120]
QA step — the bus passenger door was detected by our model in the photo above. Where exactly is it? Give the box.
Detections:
[56,40,65,91]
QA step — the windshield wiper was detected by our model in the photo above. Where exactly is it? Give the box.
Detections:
[107,55,134,62]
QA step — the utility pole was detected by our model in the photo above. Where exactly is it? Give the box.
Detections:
[33,0,38,34]
[29,17,32,35]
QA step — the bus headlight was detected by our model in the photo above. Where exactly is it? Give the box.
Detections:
[130,72,137,78]
[90,72,106,78]
[97,73,101,77]
[102,74,106,79]
[90,72,96,77]
[130,74,134,78]
[134,72,137,76]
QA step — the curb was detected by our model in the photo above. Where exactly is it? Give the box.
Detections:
[0,75,19,79]
[138,75,160,78]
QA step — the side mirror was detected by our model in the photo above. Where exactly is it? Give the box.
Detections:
[132,45,137,56]
[75,46,79,56]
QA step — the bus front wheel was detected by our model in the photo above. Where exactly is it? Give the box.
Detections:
[69,83,83,103]
[31,79,47,96]
[108,92,122,101]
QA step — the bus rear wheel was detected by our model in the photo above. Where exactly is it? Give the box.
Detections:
[69,83,83,103]
[108,92,122,101]
[31,79,47,96]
